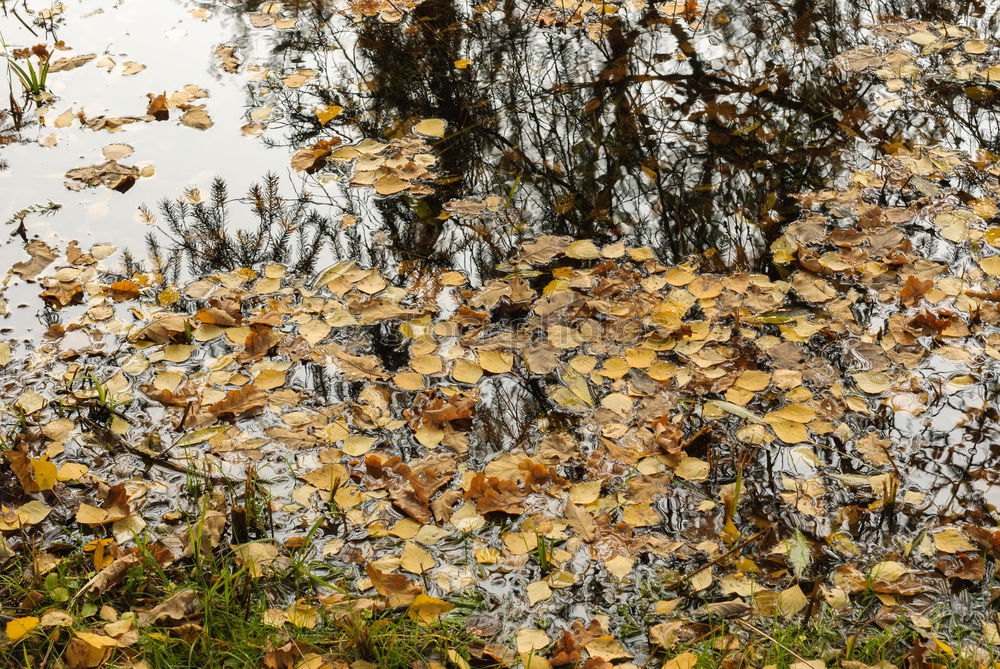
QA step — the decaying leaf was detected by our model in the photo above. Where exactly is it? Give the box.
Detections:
[65,160,140,192]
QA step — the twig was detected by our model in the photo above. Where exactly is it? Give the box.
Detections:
[79,415,234,484]
[661,528,768,593]
[732,617,814,665]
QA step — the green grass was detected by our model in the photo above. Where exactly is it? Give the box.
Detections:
[6,53,49,96]
[0,532,482,669]
[651,605,994,669]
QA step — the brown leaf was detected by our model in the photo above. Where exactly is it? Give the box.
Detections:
[215,45,240,73]
[290,138,341,173]
[65,160,139,192]
[180,510,227,557]
[180,106,213,130]
[550,630,582,666]
[237,326,281,363]
[48,54,96,72]
[40,278,84,308]
[130,314,189,344]
[195,306,239,327]
[365,563,422,607]
[5,449,53,493]
[137,589,202,626]
[146,92,169,120]
[464,472,525,515]
[696,598,752,617]
[12,241,58,280]
[899,274,933,307]
[206,386,267,421]
[80,554,142,595]
[935,553,985,581]
[564,502,596,543]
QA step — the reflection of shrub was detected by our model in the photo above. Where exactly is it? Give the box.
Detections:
[132,173,333,282]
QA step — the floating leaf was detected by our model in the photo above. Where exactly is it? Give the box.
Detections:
[315,104,343,125]
[413,118,446,138]
[787,530,812,578]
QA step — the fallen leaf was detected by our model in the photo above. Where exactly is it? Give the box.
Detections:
[414,118,446,138]
[6,616,39,641]
[407,594,453,623]
[180,106,213,130]
[232,542,279,577]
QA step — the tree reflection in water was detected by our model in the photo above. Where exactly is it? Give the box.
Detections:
[229,0,993,275]
[131,0,1000,552]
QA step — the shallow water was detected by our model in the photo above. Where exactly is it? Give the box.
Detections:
[4,0,1000,664]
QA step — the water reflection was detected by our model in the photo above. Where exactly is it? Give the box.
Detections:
[231,0,995,273]
[2,0,1000,650]
[206,0,1000,563]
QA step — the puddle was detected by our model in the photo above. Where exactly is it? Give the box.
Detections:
[3,0,1000,666]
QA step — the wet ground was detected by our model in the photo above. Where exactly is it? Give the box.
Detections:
[3,0,1000,667]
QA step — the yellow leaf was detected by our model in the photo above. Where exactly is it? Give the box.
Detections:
[964,40,988,54]
[663,652,698,669]
[559,366,593,406]
[414,423,444,448]
[16,390,45,415]
[478,349,513,374]
[411,354,443,375]
[932,528,976,553]
[980,256,1000,277]
[414,118,446,138]
[453,59,473,69]
[569,480,603,505]
[299,319,331,345]
[175,426,227,448]
[768,419,809,444]
[400,541,435,574]
[624,347,655,368]
[853,371,891,394]
[374,174,410,196]
[777,584,808,616]
[565,239,600,259]
[584,637,631,662]
[440,271,466,285]
[605,555,635,579]
[76,504,110,526]
[408,594,454,623]
[14,500,51,527]
[57,462,89,481]
[314,104,343,125]
[768,403,816,424]
[31,456,58,491]
[74,630,119,648]
[526,581,551,605]
[392,371,425,391]
[516,628,550,653]
[342,435,377,456]
[933,636,955,657]
[253,369,286,390]
[233,542,279,577]
[674,457,709,481]
[451,359,482,384]
[735,370,771,391]
[286,599,318,629]
[6,616,39,641]
[870,561,907,582]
